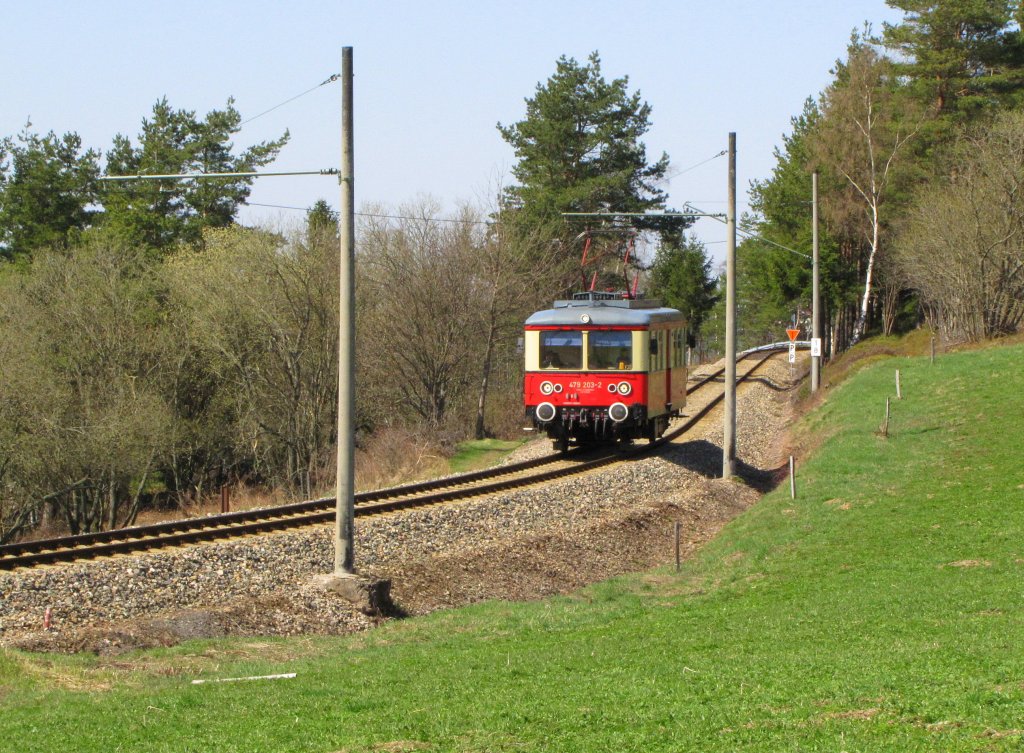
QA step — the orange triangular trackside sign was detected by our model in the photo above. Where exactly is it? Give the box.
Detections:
[786,328,800,341]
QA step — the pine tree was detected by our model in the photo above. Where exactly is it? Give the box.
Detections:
[101,98,288,253]
[0,128,100,262]
[498,51,685,289]
[882,1,1024,124]
[647,233,718,334]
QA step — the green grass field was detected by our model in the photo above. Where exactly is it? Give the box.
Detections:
[448,438,527,474]
[2,342,1023,751]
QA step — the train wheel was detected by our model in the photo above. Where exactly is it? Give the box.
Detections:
[553,434,569,454]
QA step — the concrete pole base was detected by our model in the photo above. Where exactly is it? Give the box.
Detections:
[310,573,394,616]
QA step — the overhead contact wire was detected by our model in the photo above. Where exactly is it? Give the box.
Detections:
[672,149,727,178]
[246,202,495,226]
[240,73,341,126]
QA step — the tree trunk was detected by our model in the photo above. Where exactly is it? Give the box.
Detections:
[107,477,117,531]
[122,467,150,528]
[880,282,899,336]
[851,205,880,344]
[475,323,498,440]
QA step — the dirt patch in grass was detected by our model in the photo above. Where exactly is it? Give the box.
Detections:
[821,708,881,721]
[944,559,991,568]
[88,638,326,682]
[10,594,375,656]
[370,742,432,752]
[11,654,113,692]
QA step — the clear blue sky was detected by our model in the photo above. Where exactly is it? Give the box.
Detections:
[3,1,903,263]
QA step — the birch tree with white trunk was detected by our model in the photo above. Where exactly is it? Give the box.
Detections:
[812,39,923,344]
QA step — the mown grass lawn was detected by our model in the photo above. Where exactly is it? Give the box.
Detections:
[2,343,1023,751]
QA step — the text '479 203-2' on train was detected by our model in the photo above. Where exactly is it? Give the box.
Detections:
[523,291,688,452]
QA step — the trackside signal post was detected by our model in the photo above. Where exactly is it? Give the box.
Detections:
[787,327,799,364]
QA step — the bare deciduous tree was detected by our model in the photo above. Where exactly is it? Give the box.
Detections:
[895,110,1024,341]
[357,200,483,430]
[166,224,339,497]
[0,239,171,536]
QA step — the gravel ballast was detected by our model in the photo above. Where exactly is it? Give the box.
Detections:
[0,357,796,653]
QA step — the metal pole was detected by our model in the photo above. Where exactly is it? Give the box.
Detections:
[811,172,821,393]
[723,133,737,479]
[335,46,356,575]
[97,169,339,181]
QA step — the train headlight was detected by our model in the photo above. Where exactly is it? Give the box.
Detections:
[535,402,557,423]
[607,383,618,394]
[617,381,632,396]
[553,383,563,393]
[608,402,629,423]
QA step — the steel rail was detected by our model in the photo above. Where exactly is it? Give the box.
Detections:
[0,448,586,559]
[0,350,781,571]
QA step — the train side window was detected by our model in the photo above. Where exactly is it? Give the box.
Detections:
[650,331,666,371]
[540,330,582,369]
[672,329,685,367]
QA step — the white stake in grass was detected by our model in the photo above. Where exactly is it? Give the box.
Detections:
[191,673,297,685]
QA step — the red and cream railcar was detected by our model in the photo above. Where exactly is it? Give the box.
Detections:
[524,292,687,451]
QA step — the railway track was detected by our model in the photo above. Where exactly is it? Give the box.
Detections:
[0,350,782,571]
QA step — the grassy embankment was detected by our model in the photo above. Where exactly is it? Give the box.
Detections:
[2,341,1023,751]
[448,438,527,473]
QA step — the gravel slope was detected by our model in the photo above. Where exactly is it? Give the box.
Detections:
[0,356,796,654]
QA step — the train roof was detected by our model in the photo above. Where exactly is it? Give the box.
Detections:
[525,293,684,328]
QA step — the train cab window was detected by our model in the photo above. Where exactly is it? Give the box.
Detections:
[540,330,582,369]
[588,330,633,370]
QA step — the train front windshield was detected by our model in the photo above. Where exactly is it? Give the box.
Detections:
[540,331,582,369]
[588,330,632,370]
